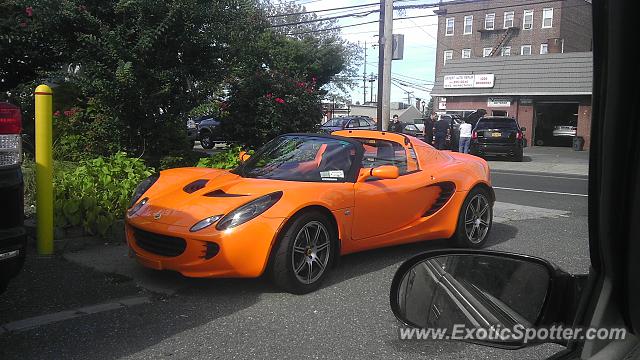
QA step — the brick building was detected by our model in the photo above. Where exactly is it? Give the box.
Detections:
[431,0,593,148]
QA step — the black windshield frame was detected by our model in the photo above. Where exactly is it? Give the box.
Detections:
[233,133,365,183]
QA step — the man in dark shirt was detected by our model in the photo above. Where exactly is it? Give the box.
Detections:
[433,115,450,150]
[423,113,435,145]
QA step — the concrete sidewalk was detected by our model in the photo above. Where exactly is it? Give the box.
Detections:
[487,146,589,176]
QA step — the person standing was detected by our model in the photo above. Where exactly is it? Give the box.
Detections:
[458,118,473,154]
[433,114,450,150]
[389,114,402,133]
[423,113,435,145]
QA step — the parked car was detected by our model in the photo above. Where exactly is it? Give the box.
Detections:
[197,117,222,149]
[319,116,376,133]
[470,116,526,161]
[552,125,577,137]
[0,102,26,293]
[125,131,494,294]
[402,123,423,137]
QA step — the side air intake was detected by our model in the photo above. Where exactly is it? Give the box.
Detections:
[424,182,456,216]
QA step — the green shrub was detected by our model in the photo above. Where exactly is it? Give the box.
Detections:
[54,152,154,236]
[195,146,252,169]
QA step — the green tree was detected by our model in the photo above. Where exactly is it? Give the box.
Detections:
[2,0,264,155]
[222,31,345,147]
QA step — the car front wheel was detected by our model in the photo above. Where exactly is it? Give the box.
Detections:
[200,132,214,149]
[453,188,493,248]
[270,211,335,294]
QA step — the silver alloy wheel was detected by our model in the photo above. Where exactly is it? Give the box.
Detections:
[464,194,491,244]
[291,220,331,284]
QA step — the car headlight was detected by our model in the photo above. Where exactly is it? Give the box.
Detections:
[129,174,159,208]
[215,191,283,231]
[190,215,224,232]
[127,197,148,217]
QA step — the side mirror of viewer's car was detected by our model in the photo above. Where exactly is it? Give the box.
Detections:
[390,249,587,349]
[358,165,400,182]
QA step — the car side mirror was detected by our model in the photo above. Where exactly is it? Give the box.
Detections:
[390,249,586,349]
[358,165,400,182]
[520,127,526,131]
[239,151,251,162]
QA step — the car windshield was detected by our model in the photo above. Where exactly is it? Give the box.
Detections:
[475,118,518,129]
[236,135,356,182]
[322,118,348,127]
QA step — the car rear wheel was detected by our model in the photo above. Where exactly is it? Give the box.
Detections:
[200,132,214,149]
[270,211,335,294]
[453,188,493,248]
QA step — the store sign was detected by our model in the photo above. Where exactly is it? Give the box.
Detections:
[487,97,511,107]
[443,74,495,88]
[438,97,447,110]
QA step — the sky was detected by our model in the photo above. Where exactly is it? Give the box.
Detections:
[301,0,440,106]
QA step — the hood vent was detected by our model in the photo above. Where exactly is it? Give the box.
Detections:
[183,179,209,194]
[204,189,248,198]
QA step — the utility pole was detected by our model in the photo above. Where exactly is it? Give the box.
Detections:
[368,73,376,103]
[376,0,393,131]
[363,41,367,105]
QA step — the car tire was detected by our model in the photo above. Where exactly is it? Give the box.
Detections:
[200,132,214,149]
[270,211,336,294]
[453,187,493,248]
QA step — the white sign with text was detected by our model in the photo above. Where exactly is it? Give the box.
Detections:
[444,74,495,88]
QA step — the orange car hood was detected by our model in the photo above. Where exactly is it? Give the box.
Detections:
[136,168,305,227]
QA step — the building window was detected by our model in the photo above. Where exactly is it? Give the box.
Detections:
[462,49,471,58]
[483,47,493,57]
[463,15,473,34]
[444,50,453,64]
[523,10,533,30]
[540,43,548,54]
[503,11,514,28]
[485,13,495,30]
[521,45,532,55]
[542,8,553,28]
[446,17,455,36]
[501,46,511,56]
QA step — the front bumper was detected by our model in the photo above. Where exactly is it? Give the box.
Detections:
[0,227,27,280]
[126,216,286,278]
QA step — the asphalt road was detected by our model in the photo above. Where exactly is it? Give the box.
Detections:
[0,170,590,360]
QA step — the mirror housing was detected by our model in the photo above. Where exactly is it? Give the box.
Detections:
[358,165,400,182]
[239,151,251,162]
[389,249,586,349]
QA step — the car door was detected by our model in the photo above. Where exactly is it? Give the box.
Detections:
[351,138,439,240]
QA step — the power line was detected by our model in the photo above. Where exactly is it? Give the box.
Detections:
[283,0,590,35]
[268,2,379,18]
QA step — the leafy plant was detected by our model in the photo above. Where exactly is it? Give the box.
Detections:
[54,152,154,236]
[196,146,252,169]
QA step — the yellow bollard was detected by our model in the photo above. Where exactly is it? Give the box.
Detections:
[35,85,54,255]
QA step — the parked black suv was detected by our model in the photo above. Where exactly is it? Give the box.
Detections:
[0,102,26,292]
[470,116,526,161]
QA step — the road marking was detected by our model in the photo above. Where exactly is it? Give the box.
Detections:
[494,186,588,197]
[493,201,570,223]
[492,171,588,181]
[0,296,150,333]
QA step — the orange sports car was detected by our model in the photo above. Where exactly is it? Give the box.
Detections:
[125,130,494,293]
